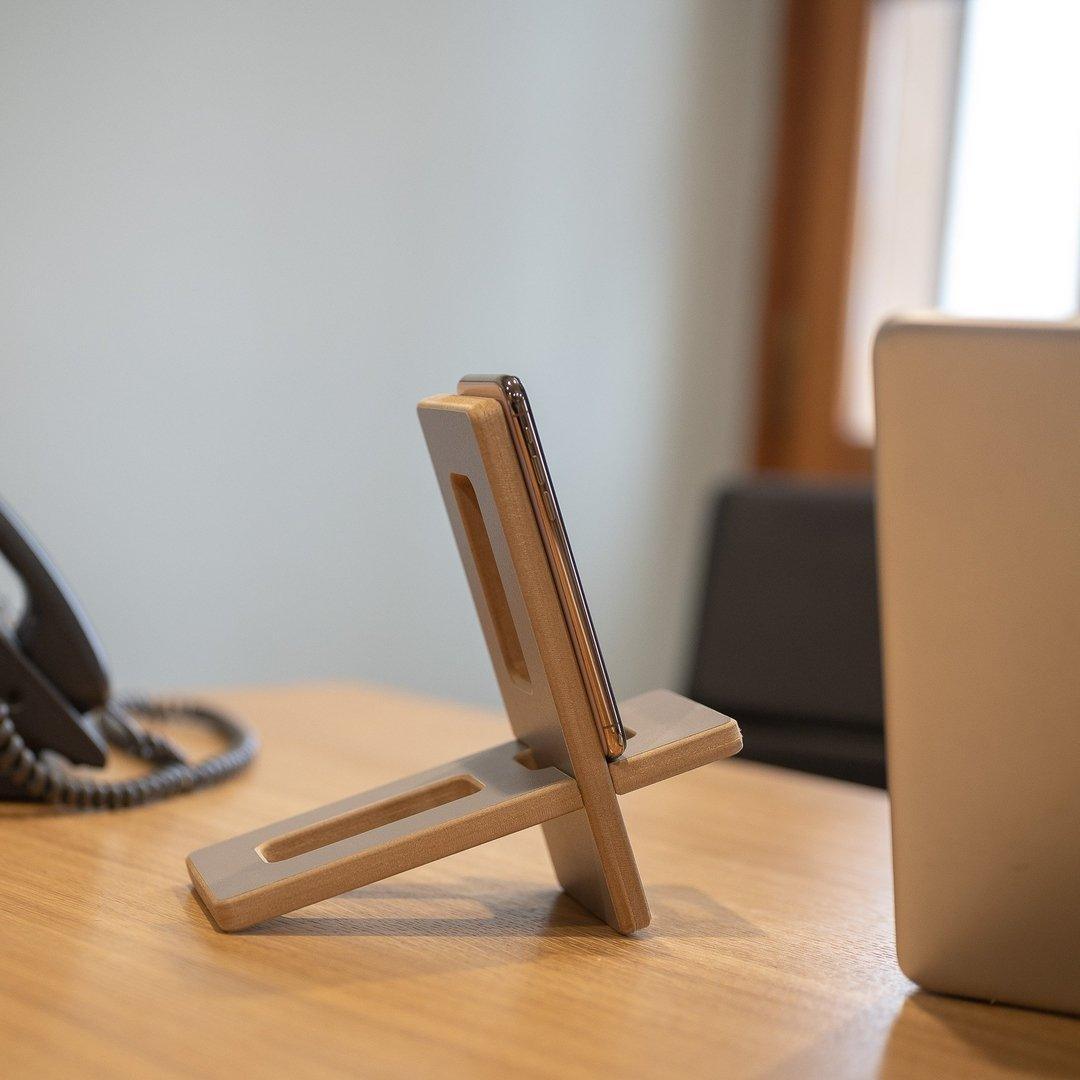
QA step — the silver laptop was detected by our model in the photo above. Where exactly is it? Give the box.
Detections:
[874,315,1080,1016]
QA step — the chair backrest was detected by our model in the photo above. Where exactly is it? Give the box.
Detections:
[688,479,884,785]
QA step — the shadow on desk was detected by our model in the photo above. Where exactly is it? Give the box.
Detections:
[765,990,1080,1079]
[880,992,1080,1078]
[186,877,764,942]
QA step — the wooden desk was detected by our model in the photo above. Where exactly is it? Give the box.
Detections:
[2,684,1077,1078]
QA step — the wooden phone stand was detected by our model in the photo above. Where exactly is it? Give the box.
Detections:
[187,395,742,933]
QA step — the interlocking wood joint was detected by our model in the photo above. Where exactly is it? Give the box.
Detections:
[187,396,742,933]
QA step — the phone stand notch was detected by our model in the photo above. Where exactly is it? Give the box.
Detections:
[187,395,741,933]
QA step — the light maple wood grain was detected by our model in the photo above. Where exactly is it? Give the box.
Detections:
[186,740,583,932]
[188,394,739,934]
[419,394,649,932]
[186,687,739,932]
[2,683,1077,1080]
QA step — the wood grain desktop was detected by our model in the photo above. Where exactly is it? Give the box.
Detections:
[2,683,1077,1079]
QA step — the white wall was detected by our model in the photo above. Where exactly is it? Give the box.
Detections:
[0,1,779,708]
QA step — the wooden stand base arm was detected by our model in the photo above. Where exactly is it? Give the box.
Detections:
[187,690,740,932]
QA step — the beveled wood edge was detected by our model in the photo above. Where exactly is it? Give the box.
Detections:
[611,689,742,795]
[611,719,742,795]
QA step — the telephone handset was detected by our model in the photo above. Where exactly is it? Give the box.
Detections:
[0,496,257,808]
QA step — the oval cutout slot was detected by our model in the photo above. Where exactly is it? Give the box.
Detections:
[451,472,531,689]
[257,774,484,863]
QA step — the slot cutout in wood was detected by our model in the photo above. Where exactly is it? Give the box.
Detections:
[514,746,541,770]
[451,472,531,689]
[257,775,483,863]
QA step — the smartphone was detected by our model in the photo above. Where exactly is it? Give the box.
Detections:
[457,375,627,760]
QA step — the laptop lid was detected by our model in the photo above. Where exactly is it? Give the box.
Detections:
[874,315,1080,1015]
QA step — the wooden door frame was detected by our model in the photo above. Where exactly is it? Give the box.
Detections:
[754,0,873,475]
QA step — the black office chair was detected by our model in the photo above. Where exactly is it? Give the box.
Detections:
[688,478,885,787]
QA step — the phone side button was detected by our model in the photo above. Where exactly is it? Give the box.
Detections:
[530,453,549,492]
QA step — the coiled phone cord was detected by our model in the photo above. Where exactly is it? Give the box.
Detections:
[0,697,258,809]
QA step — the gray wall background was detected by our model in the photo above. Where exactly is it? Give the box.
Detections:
[0,1,779,708]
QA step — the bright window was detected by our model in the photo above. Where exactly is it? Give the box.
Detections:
[840,0,1080,444]
[939,0,1080,319]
